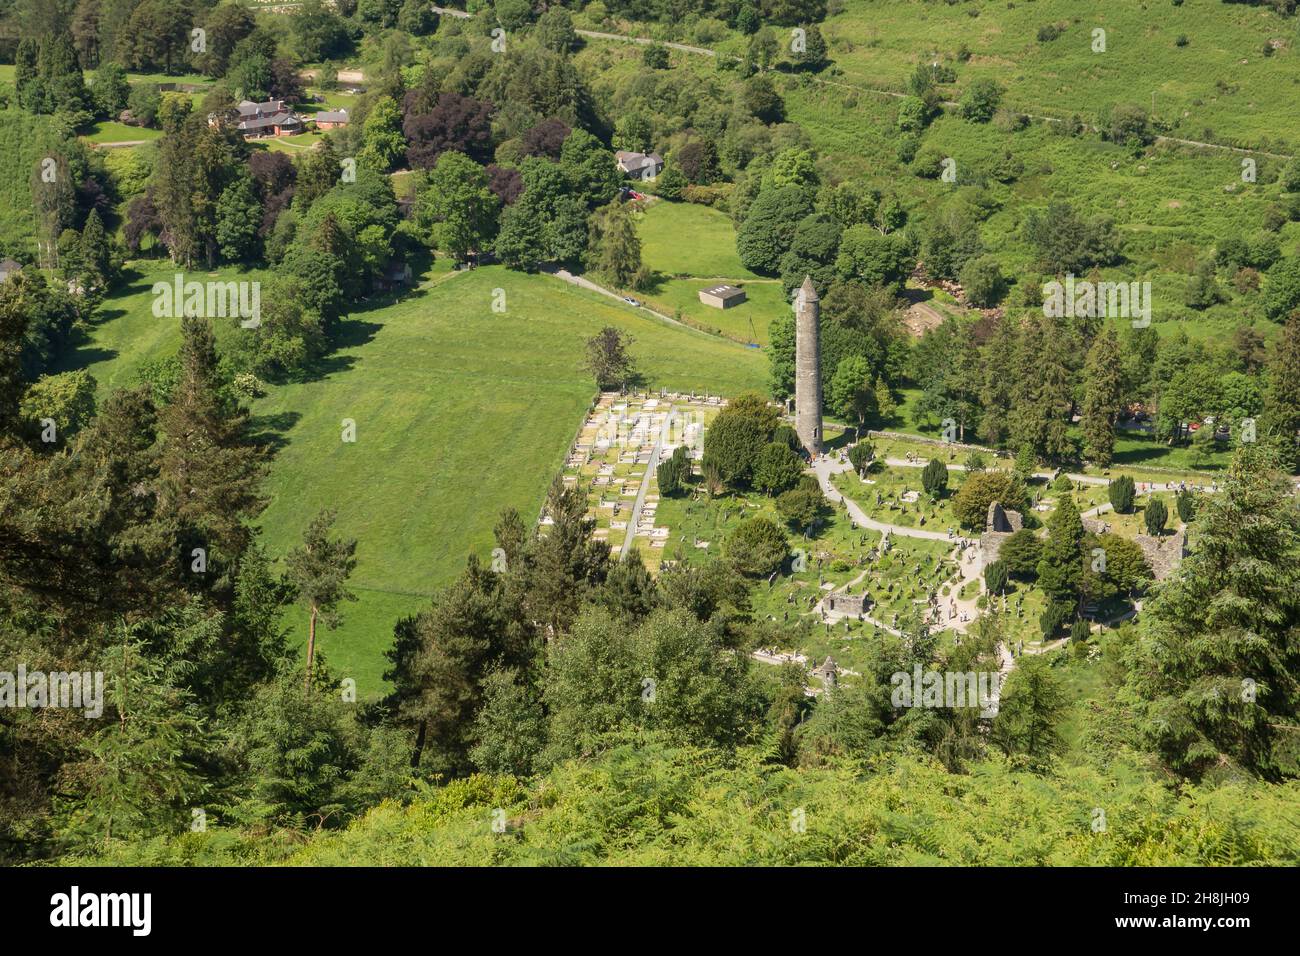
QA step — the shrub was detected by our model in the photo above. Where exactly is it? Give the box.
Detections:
[724,517,789,577]
[656,446,691,497]
[752,442,806,495]
[1280,159,1300,193]
[960,255,1007,307]
[655,165,687,200]
[1070,619,1090,643]
[848,441,875,473]
[959,79,1003,123]
[776,481,828,532]
[773,423,801,450]
[999,529,1042,580]
[1144,498,1168,535]
[701,392,779,487]
[896,96,930,132]
[953,470,1028,529]
[1176,488,1197,523]
[1108,474,1135,514]
[1039,601,1072,638]
[921,457,949,497]
[1013,445,1037,478]
[984,559,1009,594]
[642,44,670,69]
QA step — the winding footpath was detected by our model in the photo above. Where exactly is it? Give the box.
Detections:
[811,455,986,630]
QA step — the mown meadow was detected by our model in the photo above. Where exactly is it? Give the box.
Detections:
[59,262,767,691]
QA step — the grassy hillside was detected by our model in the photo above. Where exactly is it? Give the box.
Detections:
[61,263,767,693]
[636,0,1298,152]
[823,0,1300,151]
[593,35,1293,350]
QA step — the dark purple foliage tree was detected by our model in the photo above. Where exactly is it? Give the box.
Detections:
[402,91,495,169]
[520,117,571,159]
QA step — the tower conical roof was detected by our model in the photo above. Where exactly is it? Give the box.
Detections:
[799,275,819,302]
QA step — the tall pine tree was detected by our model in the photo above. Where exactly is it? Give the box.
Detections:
[156,317,266,587]
[1128,445,1300,780]
[1080,327,1123,465]
[1259,312,1300,473]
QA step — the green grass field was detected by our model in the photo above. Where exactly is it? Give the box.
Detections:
[54,263,270,395]
[62,262,766,695]
[638,200,760,279]
[635,199,802,345]
[80,121,162,144]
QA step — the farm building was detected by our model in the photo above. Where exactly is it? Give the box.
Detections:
[313,109,350,129]
[698,284,747,309]
[615,151,663,180]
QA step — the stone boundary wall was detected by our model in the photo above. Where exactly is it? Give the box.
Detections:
[865,430,1011,458]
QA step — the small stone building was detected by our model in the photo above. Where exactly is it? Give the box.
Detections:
[698,284,747,309]
[825,592,867,616]
[1136,529,1187,581]
[811,656,838,690]
[980,501,1024,570]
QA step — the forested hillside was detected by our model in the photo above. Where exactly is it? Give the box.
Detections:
[1,0,1298,868]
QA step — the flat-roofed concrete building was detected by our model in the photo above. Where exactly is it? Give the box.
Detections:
[698,284,747,309]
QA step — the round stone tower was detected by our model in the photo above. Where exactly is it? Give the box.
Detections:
[794,275,823,456]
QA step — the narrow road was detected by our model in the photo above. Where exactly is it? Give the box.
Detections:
[546,267,721,340]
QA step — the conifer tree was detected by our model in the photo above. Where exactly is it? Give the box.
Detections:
[1007,315,1073,460]
[1143,498,1168,536]
[978,315,1015,447]
[156,317,266,577]
[1258,312,1300,473]
[1037,492,1084,612]
[589,200,643,288]
[399,553,533,774]
[1080,327,1123,465]
[60,631,210,845]
[1129,445,1300,780]
[527,476,610,634]
[78,209,112,292]
[993,655,1067,772]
